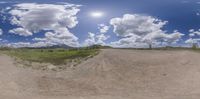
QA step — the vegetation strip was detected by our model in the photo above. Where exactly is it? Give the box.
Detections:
[0,48,99,71]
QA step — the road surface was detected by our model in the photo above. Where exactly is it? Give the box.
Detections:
[1,49,200,99]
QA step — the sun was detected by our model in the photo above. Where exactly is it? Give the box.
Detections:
[90,11,104,18]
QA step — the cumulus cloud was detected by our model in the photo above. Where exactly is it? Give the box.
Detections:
[109,14,184,48]
[188,29,200,37]
[83,24,110,46]
[7,3,80,47]
[110,35,144,48]
[83,32,110,46]
[165,30,184,43]
[9,28,32,36]
[5,41,64,48]
[1,42,32,48]
[8,42,31,48]
[185,38,197,44]
[185,29,200,46]
[185,38,200,47]
[33,29,79,47]
[110,14,168,37]
[84,32,96,46]
[96,33,110,44]
[98,24,110,33]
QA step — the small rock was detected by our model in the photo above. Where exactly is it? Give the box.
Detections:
[47,65,57,70]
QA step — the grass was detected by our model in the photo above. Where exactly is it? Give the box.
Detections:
[1,48,99,65]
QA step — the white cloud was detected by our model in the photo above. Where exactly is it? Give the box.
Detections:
[98,24,110,33]
[5,41,63,48]
[0,28,2,35]
[5,42,31,48]
[9,28,32,36]
[83,24,110,46]
[185,29,200,46]
[185,38,200,44]
[110,35,144,48]
[96,33,110,44]
[83,32,110,46]
[110,14,184,48]
[185,38,194,44]
[33,29,79,47]
[7,3,80,47]
[189,29,194,33]
[110,14,168,37]
[188,29,200,37]
[84,32,96,46]
[9,3,80,30]
[165,30,185,43]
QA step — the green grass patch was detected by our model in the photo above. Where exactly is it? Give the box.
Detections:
[1,48,99,65]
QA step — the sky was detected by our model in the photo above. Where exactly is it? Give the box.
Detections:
[0,0,200,48]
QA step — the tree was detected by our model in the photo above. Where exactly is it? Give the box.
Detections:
[192,43,198,50]
[149,43,152,50]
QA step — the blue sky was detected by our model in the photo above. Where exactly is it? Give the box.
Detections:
[0,0,200,47]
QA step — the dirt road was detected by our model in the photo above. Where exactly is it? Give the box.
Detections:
[1,49,200,99]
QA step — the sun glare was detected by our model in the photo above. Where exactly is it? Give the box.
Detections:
[90,11,104,18]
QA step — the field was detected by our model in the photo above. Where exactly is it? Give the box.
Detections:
[0,48,99,71]
[0,48,99,65]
